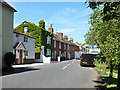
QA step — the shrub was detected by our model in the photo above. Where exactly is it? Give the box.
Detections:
[4,52,15,67]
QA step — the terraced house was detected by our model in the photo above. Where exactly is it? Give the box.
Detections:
[48,24,80,61]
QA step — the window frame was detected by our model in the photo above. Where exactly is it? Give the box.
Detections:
[54,40,56,48]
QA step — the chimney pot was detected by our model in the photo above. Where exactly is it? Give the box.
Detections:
[64,35,68,41]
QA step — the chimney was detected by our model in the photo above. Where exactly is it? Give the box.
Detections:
[48,24,54,33]
[70,38,73,43]
[64,35,68,41]
[56,32,63,40]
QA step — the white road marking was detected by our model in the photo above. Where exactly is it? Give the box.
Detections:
[62,66,68,69]
[62,62,74,70]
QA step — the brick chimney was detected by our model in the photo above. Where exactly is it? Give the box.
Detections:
[48,24,54,33]
[70,38,73,43]
[64,35,68,41]
[56,32,63,40]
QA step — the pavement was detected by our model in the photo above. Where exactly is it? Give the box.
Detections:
[2,60,99,88]
[12,63,47,68]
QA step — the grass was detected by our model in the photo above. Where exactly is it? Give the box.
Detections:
[94,61,118,89]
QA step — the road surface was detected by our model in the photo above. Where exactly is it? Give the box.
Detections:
[2,60,98,88]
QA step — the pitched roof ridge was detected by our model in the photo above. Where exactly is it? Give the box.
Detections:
[1,0,17,12]
[13,30,35,39]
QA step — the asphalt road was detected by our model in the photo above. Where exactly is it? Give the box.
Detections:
[2,60,98,88]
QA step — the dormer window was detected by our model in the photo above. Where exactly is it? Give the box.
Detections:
[24,36,28,42]
[24,27,27,33]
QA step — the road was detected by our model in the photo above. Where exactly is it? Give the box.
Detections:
[2,60,98,88]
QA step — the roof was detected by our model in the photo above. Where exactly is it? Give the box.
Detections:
[0,0,17,12]
[13,30,35,39]
[53,34,79,47]
[13,42,26,49]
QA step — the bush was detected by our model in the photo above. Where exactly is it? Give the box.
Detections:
[4,52,15,67]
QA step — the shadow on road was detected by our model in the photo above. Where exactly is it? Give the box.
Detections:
[2,67,40,76]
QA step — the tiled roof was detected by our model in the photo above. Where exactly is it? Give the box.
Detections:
[0,0,17,12]
[53,34,79,46]
[13,42,26,49]
[13,30,35,39]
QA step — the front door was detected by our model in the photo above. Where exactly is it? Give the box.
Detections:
[19,49,23,64]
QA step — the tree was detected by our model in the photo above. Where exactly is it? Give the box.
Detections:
[84,4,120,88]
[86,1,120,21]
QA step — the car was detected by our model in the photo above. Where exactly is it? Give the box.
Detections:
[80,54,96,67]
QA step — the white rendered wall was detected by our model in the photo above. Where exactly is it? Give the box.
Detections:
[13,33,35,59]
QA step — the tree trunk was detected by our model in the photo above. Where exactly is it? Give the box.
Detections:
[100,61,101,70]
[109,61,113,84]
[104,62,106,75]
[117,63,120,90]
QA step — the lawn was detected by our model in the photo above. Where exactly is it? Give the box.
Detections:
[94,60,118,89]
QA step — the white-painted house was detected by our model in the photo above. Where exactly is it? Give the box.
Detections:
[0,0,17,69]
[13,30,35,64]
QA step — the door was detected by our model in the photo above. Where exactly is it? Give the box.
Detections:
[19,49,23,64]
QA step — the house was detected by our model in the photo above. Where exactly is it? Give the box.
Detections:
[48,24,80,61]
[0,0,17,69]
[14,21,53,63]
[75,42,87,54]
[13,30,35,64]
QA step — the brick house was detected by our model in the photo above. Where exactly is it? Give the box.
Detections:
[48,24,80,61]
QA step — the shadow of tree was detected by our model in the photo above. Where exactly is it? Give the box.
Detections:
[93,76,117,90]
[102,76,117,85]
[2,67,40,76]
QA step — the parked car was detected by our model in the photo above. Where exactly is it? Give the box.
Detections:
[80,54,96,67]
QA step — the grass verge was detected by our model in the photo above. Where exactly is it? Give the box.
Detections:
[94,61,118,89]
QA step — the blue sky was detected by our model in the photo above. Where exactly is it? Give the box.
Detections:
[8,2,93,44]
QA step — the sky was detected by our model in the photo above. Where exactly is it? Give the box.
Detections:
[8,1,93,44]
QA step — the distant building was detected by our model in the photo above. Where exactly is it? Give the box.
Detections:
[0,0,17,69]
[89,47,100,55]
[13,30,35,64]
[75,42,86,54]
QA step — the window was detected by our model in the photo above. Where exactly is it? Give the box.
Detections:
[24,27,27,33]
[54,40,56,48]
[47,49,51,56]
[64,52,66,57]
[47,37,51,44]
[54,51,56,58]
[24,51,28,56]
[64,44,66,49]
[67,45,69,50]
[59,51,61,56]
[59,42,61,49]
[24,36,28,42]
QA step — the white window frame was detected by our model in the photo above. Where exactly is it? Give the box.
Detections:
[59,51,61,57]
[24,50,28,56]
[47,37,51,44]
[64,44,66,50]
[54,51,56,58]
[24,36,28,42]
[59,42,61,49]
[47,49,51,56]
[54,40,56,48]
[64,52,66,57]
[67,45,69,50]
[24,27,27,33]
